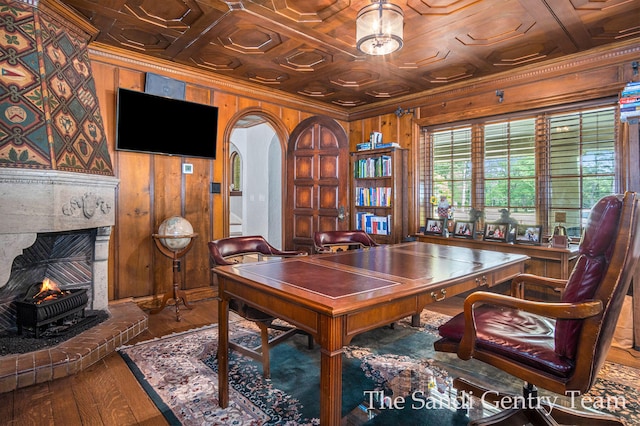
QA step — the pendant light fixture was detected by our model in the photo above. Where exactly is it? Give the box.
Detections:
[356,0,404,56]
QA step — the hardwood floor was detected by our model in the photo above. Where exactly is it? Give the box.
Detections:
[1,292,638,425]
[0,300,217,426]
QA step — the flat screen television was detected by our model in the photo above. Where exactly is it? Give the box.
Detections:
[115,88,218,159]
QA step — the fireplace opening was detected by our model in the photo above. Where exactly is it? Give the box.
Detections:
[15,278,90,338]
[0,228,111,355]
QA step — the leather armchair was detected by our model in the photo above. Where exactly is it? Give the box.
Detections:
[313,230,379,253]
[435,192,640,425]
[208,235,310,378]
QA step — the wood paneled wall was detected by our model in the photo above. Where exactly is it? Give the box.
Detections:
[90,39,638,302]
[346,39,639,238]
[90,47,344,301]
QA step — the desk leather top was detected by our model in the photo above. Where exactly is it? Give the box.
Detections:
[215,242,528,301]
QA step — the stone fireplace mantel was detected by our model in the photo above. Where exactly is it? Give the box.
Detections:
[0,168,119,310]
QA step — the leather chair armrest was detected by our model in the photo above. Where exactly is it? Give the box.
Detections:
[457,291,603,360]
[510,273,568,298]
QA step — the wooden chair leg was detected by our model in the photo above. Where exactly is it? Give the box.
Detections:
[307,333,314,349]
[258,322,270,379]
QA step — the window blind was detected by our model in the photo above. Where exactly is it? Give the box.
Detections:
[431,127,472,220]
[548,107,616,236]
[484,118,536,223]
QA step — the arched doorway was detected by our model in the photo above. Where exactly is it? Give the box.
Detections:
[224,111,288,248]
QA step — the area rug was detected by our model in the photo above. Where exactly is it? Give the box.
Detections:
[118,311,640,425]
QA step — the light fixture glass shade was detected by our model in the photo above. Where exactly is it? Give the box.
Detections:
[356,1,404,56]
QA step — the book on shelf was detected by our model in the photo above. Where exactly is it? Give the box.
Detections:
[369,131,382,145]
[621,81,640,95]
[621,103,640,111]
[374,142,400,149]
[355,187,392,207]
[355,212,392,235]
[356,142,372,151]
[620,96,640,104]
[354,155,392,178]
[620,82,640,122]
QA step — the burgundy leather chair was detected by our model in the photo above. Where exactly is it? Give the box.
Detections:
[435,192,640,425]
[208,235,311,378]
[313,230,379,254]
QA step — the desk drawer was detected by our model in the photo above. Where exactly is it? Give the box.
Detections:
[490,262,524,286]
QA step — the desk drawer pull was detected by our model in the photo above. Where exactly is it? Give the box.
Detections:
[475,275,488,286]
[431,289,447,301]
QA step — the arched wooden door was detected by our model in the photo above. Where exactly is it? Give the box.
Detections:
[285,116,349,252]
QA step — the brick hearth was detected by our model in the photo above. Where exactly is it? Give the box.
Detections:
[0,301,147,393]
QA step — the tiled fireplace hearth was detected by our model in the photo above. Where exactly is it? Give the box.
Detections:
[0,301,147,393]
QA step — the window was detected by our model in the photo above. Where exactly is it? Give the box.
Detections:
[484,118,536,223]
[548,107,616,237]
[230,151,242,193]
[421,102,618,239]
[432,127,472,220]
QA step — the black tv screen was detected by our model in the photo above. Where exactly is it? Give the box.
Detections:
[115,88,218,159]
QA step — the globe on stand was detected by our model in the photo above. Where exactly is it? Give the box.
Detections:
[151,216,198,321]
[158,216,194,251]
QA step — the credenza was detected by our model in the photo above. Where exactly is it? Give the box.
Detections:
[416,234,579,280]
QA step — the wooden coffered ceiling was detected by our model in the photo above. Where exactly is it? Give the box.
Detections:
[58,0,640,111]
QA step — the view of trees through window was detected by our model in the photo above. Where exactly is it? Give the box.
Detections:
[484,118,536,224]
[422,103,617,238]
[549,107,616,237]
[432,128,472,219]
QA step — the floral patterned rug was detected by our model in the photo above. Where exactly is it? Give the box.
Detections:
[118,311,640,425]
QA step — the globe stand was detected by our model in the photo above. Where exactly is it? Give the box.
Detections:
[150,233,197,321]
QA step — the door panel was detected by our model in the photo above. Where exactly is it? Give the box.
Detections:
[286,117,349,253]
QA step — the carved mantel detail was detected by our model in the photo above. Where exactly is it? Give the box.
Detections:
[62,192,112,219]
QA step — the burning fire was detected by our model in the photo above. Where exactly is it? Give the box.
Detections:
[33,278,69,304]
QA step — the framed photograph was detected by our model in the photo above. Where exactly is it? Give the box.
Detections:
[515,224,543,245]
[425,218,445,235]
[453,221,475,239]
[483,223,510,242]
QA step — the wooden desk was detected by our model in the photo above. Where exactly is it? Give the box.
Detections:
[416,234,579,280]
[214,241,528,425]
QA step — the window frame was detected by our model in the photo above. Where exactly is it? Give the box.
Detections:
[230,151,242,195]
[420,98,620,239]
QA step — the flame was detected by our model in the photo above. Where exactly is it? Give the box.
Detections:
[33,278,67,303]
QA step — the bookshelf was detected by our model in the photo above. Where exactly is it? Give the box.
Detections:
[351,147,408,244]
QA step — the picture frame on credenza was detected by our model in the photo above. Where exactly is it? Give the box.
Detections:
[515,224,543,245]
[425,218,445,236]
[483,223,509,242]
[453,221,475,239]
